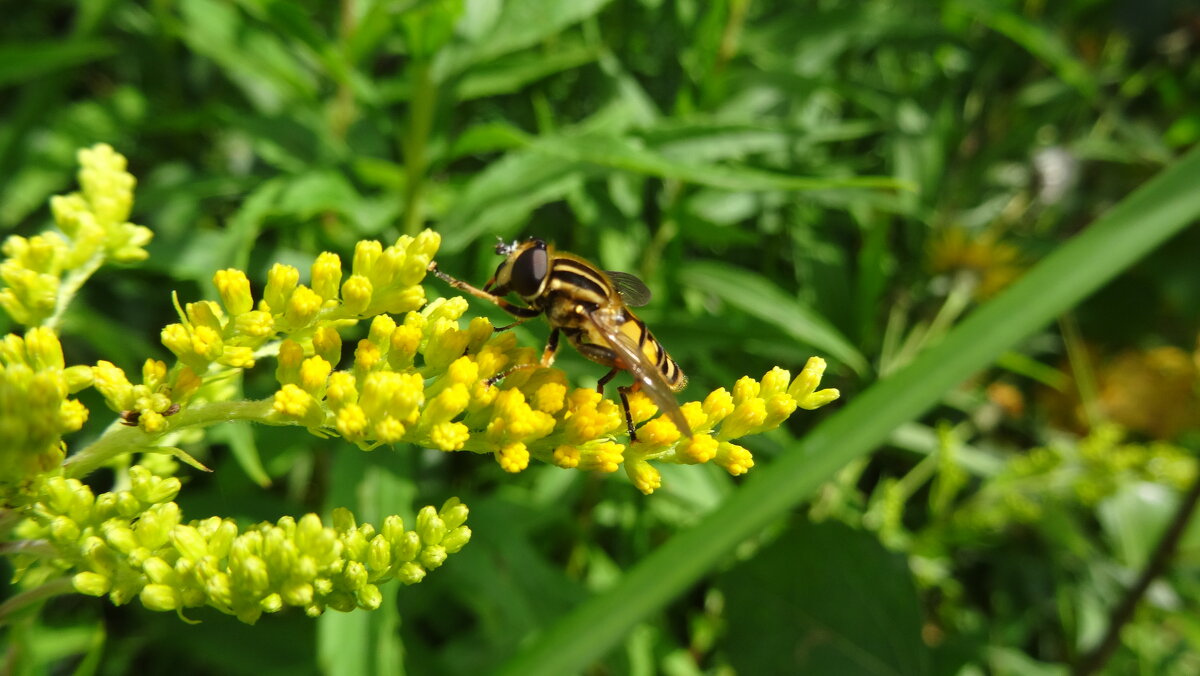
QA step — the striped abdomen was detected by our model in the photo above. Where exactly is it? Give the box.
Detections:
[534,255,687,392]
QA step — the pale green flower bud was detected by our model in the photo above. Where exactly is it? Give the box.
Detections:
[141,584,180,612]
[142,556,175,585]
[415,505,445,546]
[103,523,138,554]
[342,529,369,562]
[382,515,406,542]
[395,531,421,562]
[73,571,111,597]
[296,555,318,581]
[313,577,333,596]
[115,491,142,518]
[231,554,270,596]
[343,561,368,590]
[260,593,283,614]
[367,535,392,572]
[357,584,383,610]
[282,581,314,606]
[441,526,472,554]
[396,562,426,585]
[131,467,181,504]
[134,503,180,549]
[205,571,234,609]
[418,545,447,570]
[50,516,80,542]
[171,525,208,560]
[439,497,469,530]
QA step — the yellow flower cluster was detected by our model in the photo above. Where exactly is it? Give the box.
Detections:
[0,328,93,503]
[0,144,152,326]
[269,285,840,494]
[15,466,470,624]
[121,231,437,434]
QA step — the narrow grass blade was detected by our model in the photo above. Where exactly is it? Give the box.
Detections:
[496,145,1200,676]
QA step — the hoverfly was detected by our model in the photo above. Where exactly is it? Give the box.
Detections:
[428,238,691,441]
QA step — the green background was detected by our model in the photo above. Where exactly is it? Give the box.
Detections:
[3,0,1200,674]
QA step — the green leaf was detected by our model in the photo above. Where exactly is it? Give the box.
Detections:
[210,421,272,489]
[955,0,1099,102]
[533,134,903,192]
[0,41,115,88]
[721,521,928,675]
[1097,482,1177,570]
[495,142,1200,676]
[455,41,600,101]
[439,0,613,77]
[679,261,869,375]
[436,153,585,253]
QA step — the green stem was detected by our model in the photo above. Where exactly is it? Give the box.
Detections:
[44,250,105,332]
[401,60,437,237]
[62,399,277,479]
[1059,313,1102,428]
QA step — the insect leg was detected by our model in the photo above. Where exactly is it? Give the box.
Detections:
[484,329,560,387]
[539,329,561,367]
[494,318,534,332]
[427,262,541,319]
[596,367,620,395]
[617,385,638,442]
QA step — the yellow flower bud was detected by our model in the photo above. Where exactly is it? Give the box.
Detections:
[716,441,755,476]
[276,339,304,385]
[263,263,300,313]
[214,268,254,315]
[299,356,332,395]
[234,310,275,338]
[285,285,323,327]
[553,444,581,468]
[326,372,358,406]
[311,252,343,300]
[218,346,256,369]
[677,433,719,464]
[313,324,342,367]
[626,460,661,495]
[732,376,760,403]
[760,366,791,396]
[190,325,224,362]
[340,275,373,314]
[73,571,111,597]
[496,442,530,473]
[273,384,315,419]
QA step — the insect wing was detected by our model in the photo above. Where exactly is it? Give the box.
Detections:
[587,310,692,437]
[604,271,652,307]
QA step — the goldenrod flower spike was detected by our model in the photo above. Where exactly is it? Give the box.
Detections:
[3,145,843,630]
[266,273,841,492]
[0,144,151,329]
[16,466,471,624]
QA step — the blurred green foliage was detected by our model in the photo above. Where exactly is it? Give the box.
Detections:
[3,0,1200,674]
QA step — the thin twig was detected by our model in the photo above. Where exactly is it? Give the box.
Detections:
[1073,470,1200,675]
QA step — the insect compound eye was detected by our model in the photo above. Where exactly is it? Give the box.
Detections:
[508,242,548,296]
